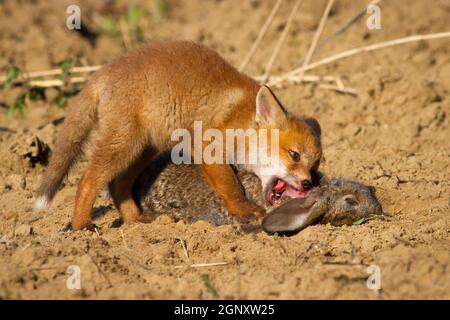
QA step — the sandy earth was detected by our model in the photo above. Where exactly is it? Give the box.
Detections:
[0,0,449,299]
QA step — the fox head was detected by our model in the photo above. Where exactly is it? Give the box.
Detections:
[251,86,322,206]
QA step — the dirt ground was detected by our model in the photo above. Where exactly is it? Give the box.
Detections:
[0,0,449,299]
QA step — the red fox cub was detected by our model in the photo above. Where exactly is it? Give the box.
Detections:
[35,40,322,231]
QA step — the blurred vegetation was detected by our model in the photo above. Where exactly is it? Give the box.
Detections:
[2,57,77,117]
[2,1,172,118]
[53,57,75,108]
[200,273,219,298]
[3,65,20,89]
[353,217,366,225]
[99,1,171,45]
[153,0,171,23]
[58,57,72,81]
[7,92,27,118]
[100,16,121,37]
[2,65,28,117]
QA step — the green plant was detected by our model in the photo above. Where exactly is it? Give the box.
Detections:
[3,65,20,88]
[154,0,170,22]
[2,58,80,117]
[127,4,147,27]
[127,4,148,41]
[101,16,120,37]
[28,87,45,101]
[353,217,366,225]
[7,92,28,118]
[58,57,73,81]
[53,94,68,108]
[200,273,219,298]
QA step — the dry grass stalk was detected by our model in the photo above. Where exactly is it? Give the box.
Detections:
[296,0,334,82]
[239,0,284,72]
[259,73,356,95]
[119,17,133,51]
[28,77,87,88]
[0,66,102,86]
[177,237,190,261]
[317,83,357,96]
[268,31,450,86]
[261,0,303,83]
[120,229,130,250]
[257,73,339,83]
[311,0,381,59]
[174,262,228,269]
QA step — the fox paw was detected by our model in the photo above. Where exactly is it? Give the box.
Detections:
[68,221,99,232]
[122,211,154,225]
[137,211,153,223]
[229,204,265,223]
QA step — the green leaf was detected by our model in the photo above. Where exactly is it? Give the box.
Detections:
[4,65,20,88]
[435,110,445,124]
[58,57,73,80]
[101,16,120,37]
[200,273,219,298]
[28,87,45,101]
[7,93,28,118]
[154,0,170,22]
[353,217,366,225]
[127,4,147,27]
[53,94,68,108]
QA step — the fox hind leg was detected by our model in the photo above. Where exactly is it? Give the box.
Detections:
[108,148,155,224]
[71,134,146,231]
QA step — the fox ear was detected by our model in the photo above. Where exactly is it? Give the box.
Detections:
[303,117,321,138]
[256,86,287,126]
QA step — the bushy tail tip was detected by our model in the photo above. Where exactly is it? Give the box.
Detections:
[34,196,50,211]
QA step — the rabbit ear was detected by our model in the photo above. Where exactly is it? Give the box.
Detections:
[262,198,318,234]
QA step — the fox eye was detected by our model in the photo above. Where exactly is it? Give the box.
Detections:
[288,150,300,162]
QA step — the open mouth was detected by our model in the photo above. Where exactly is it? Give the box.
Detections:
[267,178,309,205]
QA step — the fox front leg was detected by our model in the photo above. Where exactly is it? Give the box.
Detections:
[200,163,264,220]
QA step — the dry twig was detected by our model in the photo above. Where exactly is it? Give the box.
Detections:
[239,0,284,72]
[174,262,228,269]
[27,77,87,88]
[119,17,133,51]
[261,0,303,83]
[0,66,102,86]
[120,229,130,250]
[303,0,381,63]
[257,73,356,94]
[176,237,190,261]
[296,0,334,82]
[268,31,450,86]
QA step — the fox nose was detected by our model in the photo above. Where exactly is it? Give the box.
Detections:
[301,180,312,190]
